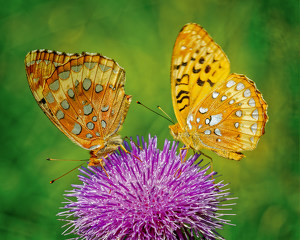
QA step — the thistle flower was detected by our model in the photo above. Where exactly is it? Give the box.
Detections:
[58,135,235,239]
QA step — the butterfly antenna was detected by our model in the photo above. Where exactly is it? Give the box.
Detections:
[50,162,85,184]
[47,158,87,161]
[136,101,174,123]
[157,106,175,123]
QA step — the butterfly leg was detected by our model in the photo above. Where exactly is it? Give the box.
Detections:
[179,146,190,163]
[123,136,143,151]
[196,150,216,181]
[198,150,212,161]
[174,147,190,178]
[119,144,142,162]
[89,152,110,178]
[94,156,110,178]
[174,167,183,178]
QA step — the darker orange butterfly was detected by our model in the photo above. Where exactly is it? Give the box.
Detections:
[169,23,268,160]
[25,50,132,167]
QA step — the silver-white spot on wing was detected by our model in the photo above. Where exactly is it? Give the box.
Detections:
[84,62,96,69]
[199,107,208,114]
[209,113,223,126]
[252,109,259,120]
[49,79,59,91]
[95,84,103,93]
[61,100,70,110]
[248,98,256,107]
[214,128,222,136]
[67,89,75,98]
[45,92,55,103]
[83,78,92,91]
[99,64,111,72]
[56,110,64,120]
[83,104,93,115]
[71,65,82,72]
[212,91,219,99]
[89,145,100,150]
[187,113,194,130]
[244,89,251,98]
[72,123,82,135]
[101,106,109,112]
[221,95,227,102]
[59,71,70,80]
[87,122,95,130]
[86,133,93,139]
[236,110,242,118]
[204,130,211,135]
[236,82,245,90]
[251,123,258,134]
[226,80,236,88]
[101,120,107,128]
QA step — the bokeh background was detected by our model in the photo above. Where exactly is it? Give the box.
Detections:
[0,0,298,239]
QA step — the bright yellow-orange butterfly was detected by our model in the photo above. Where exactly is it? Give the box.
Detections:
[25,50,132,167]
[169,23,268,160]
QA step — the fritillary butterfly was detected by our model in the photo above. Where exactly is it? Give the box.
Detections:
[169,23,268,160]
[25,50,132,166]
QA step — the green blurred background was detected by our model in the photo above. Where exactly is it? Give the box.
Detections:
[0,0,298,239]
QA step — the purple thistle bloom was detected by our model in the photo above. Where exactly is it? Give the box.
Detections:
[58,135,235,239]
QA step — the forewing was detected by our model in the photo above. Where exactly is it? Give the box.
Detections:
[190,74,268,154]
[171,23,230,128]
[25,50,78,128]
[25,50,131,150]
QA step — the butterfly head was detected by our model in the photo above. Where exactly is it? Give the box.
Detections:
[169,123,180,139]
[88,154,104,167]
[169,123,195,149]
[88,135,123,166]
[169,123,189,141]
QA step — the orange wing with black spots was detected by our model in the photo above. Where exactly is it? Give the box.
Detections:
[25,50,78,130]
[171,23,230,127]
[169,23,268,160]
[25,50,131,162]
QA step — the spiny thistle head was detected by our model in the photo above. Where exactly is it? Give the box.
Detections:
[58,135,235,239]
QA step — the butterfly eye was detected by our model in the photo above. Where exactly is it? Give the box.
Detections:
[169,124,179,137]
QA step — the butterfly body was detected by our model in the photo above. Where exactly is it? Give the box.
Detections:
[170,23,268,160]
[25,50,131,166]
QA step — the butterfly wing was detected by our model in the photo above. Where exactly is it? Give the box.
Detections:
[25,50,131,150]
[171,23,230,129]
[170,23,268,160]
[25,50,78,130]
[190,74,268,159]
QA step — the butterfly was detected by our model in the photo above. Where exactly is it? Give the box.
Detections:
[169,23,268,160]
[25,49,132,166]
